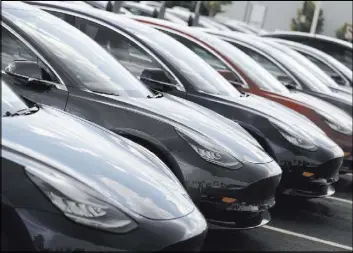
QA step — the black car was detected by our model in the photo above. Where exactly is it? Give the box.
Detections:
[27,2,346,200]
[205,30,353,116]
[1,80,208,251]
[261,31,353,71]
[268,38,352,91]
[2,1,283,229]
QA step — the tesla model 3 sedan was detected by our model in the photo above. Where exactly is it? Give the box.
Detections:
[261,31,353,71]
[1,80,208,251]
[104,16,351,175]
[267,38,352,92]
[2,1,282,229]
[259,38,352,96]
[27,1,348,200]
[205,31,352,115]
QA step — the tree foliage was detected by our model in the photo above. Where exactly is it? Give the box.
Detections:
[336,23,352,42]
[291,1,324,33]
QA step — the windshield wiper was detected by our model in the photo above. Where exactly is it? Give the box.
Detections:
[147,92,164,99]
[4,106,39,117]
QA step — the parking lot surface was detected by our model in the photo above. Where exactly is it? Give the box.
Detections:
[203,174,352,251]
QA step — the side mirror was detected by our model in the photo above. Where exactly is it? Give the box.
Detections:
[217,69,245,89]
[277,75,297,90]
[140,68,176,92]
[5,60,55,90]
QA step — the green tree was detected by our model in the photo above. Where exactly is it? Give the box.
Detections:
[291,1,324,33]
[336,23,352,42]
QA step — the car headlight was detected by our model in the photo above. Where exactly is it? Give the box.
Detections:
[270,119,318,151]
[325,120,352,135]
[175,127,242,169]
[25,165,138,234]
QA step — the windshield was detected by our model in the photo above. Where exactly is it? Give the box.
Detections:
[2,3,154,98]
[2,80,30,117]
[190,31,290,94]
[265,41,340,89]
[120,20,241,97]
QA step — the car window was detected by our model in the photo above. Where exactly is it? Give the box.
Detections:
[303,40,353,71]
[54,13,178,85]
[3,7,154,98]
[163,30,244,83]
[1,27,59,83]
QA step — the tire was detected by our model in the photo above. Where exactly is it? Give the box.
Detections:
[112,128,186,188]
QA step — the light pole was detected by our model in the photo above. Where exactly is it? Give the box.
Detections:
[193,1,202,26]
[310,1,322,34]
[158,1,166,19]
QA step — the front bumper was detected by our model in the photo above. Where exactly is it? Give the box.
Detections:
[198,174,281,229]
[15,207,207,251]
[280,157,342,198]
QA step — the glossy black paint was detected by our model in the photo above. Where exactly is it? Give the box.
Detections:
[25,2,346,200]
[2,1,281,229]
[1,81,207,251]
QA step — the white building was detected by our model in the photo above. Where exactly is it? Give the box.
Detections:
[218,1,353,37]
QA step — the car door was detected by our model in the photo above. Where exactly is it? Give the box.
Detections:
[1,25,69,111]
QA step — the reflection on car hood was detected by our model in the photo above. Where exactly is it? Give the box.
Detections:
[2,106,194,220]
[214,93,324,135]
[110,93,273,164]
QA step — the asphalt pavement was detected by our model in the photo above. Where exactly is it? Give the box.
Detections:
[202,174,352,251]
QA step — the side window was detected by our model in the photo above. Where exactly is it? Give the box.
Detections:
[300,52,337,75]
[233,43,298,87]
[1,26,59,83]
[57,14,177,84]
[301,52,348,86]
[163,30,230,71]
[160,29,244,84]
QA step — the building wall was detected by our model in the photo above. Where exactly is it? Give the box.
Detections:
[219,1,353,37]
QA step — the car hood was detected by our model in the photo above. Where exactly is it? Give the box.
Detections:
[106,93,273,164]
[289,91,353,128]
[209,93,331,141]
[2,106,195,220]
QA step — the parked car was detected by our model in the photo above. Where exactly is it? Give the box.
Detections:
[1,79,208,251]
[267,38,352,91]
[27,1,348,201]
[256,39,352,96]
[206,31,352,116]
[214,17,267,35]
[3,1,283,229]
[261,31,353,71]
[120,1,188,26]
[259,38,352,96]
[101,16,351,174]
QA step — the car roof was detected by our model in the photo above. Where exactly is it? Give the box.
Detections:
[263,31,353,49]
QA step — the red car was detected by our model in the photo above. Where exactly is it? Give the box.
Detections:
[130,16,352,173]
